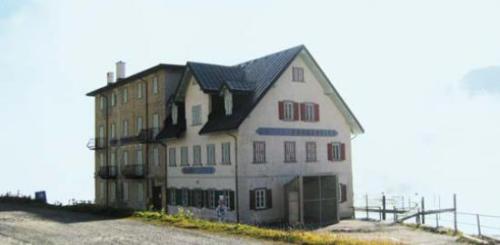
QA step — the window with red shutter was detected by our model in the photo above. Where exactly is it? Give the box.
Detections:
[300,103,306,121]
[340,143,346,161]
[293,102,299,121]
[314,103,320,121]
[327,143,333,161]
[278,101,284,120]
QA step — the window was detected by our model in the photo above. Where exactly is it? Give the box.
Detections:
[152,113,159,135]
[98,126,105,139]
[171,104,178,125]
[193,145,201,166]
[123,182,128,201]
[284,141,296,162]
[221,142,231,165]
[207,190,216,209]
[250,189,272,210]
[180,146,189,166]
[111,123,116,139]
[279,101,298,121]
[136,149,143,165]
[153,147,159,166]
[99,153,104,166]
[99,96,105,110]
[223,89,233,115]
[123,151,128,166]
[301,103,319,122]
[168,189,176,205]
[255,189,266,209]
[181,188,189,206]
[99,182,105,200]
[122,88,128,103]
[136,116,143,133]
[306,142,317,162]
[111,93,116,106]
[206,144,215,165]
[111,152,116,166]
[193,189,203,208]
[220,190,234,210]
[152,76,159,94]
[339,183,348,203]
[110,182,116,201]
[191,105,202,126]
[137,83,144,98]
[253,141,266,163]
[168,148,176,166]
[138,183,144,202]
[328,143,346,161]
[292,67,304,82]
[122,120,128,137]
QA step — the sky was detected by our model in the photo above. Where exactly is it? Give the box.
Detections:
[0,0,499,215]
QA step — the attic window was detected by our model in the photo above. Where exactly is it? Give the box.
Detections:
[223,88,233,116]
[171,104,178,125]
[292,67,304,82]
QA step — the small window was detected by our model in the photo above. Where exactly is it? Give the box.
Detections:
[193,145,201,166]
[220,190,234,210]
[221,142,231,165]
[292,67,304,82]
[136,149,143,165]
[111,93,116,106]
[284,101,295,120]
[110,151,116,165]
[122,88,128,103]
[111,123,116,139]
[329,143,345,161]
[137,183,144,202]
[191,105,202,126]
[99,153,105,166]
[180,146,189,166]
[153,147,159,166]
[284,141,296,163]
[253,141,266,163]
[136,116,143,133]
[302,103,317,121]
[99,96,105,110]
[255,189,266,209]
[206,144,215,165]
[306,142,317,162]
[168,148,176,166]
[181,188,189,206]
[152,76,159,94]
[339,183,348,203]
[152,113,160,135]
[137,83,144,98]
[99,182,105,200]
[122,120,128,137]
[123,151,128,166]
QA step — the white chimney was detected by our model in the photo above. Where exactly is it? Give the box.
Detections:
[116,61,126,80]
[107,72,114,84]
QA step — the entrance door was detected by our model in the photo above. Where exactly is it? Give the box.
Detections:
[152,186,162,210]
[288,191,300,225]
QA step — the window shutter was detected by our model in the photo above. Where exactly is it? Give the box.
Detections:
[341,184,347,203]
[229,191,235,210]
[314,103,320,121]
[293,102,299,121]
[266,189,272,209]
[278,101,284,120]
[249,190,255,210]
[341,143,346,161]
[327,143,333,161]
[300,103,306,121]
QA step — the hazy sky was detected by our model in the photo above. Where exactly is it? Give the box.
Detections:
[1,0,499,214]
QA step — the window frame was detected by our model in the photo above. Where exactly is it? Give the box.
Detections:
[181,188,189,206]
[283,101,295,121]
[292,66,304,82]
[193,145,202,166]
[306,142,317,162]
[284,141,296,163]
[206,144,216,165]
[137,83,143,99]
[332,143,342,161]
[180,146,189,166]
[152,76,159,94]
[191,105,202,126]
[136,116,143,134]
[168,148,176,167]
[221,142,231,165]
[255,188,267,210]
[153,147,160,166]
[253,141,266,163]
[122,88,128,103]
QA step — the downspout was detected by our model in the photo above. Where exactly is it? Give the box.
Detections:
[104,94,109,207]
[226,133,239,223]
[139,78,150,209]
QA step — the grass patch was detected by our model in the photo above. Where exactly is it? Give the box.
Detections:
[134,210,397,245]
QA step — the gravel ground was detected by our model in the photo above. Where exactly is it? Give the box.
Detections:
[318,219,465,244]
[0,203,271,245]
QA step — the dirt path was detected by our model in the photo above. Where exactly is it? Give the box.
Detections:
[0,203,270,245]
[319,220,464,245]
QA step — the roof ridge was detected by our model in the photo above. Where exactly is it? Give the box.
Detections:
[236,44,304,67]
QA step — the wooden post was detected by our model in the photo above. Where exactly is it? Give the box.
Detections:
[393,206,397,222]
[421,197,425,224]
[476,214,482,237]
[382,195,386,220]
[365,194,369,219]
[435,214,439,228]
[453,194,458,234]
[416,208,421,225]
[378,207,382,221]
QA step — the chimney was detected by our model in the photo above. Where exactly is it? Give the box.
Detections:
[107,72,114,84]
[116,61,126,80]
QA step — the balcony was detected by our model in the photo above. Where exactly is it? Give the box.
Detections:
[87,138,106,150]
[97,166,117,179]
[122,164,145,179]
[138,128,160,143]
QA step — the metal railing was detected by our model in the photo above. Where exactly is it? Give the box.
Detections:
[97,165,117,179]
[121,164,145,179]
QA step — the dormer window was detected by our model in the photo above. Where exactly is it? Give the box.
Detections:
[292,67,304,82]
[223,88,233,116]
[171,104,178,125]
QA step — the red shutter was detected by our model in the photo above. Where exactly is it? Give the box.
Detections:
[293,102,299,121]
[327,143,333,161]
[314,103,320,121]
[249,190,255,210]
[300,103,306,121]
[341,143,346,161]
[278,101,284,120]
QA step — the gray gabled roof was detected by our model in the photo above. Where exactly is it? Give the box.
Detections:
[160,45,364,138]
